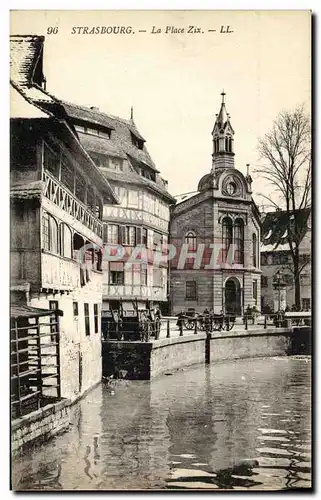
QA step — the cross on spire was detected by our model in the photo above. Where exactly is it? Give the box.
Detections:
[221,90,226,103]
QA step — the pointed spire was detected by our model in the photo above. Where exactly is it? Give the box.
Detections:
[211,92,235,170]
[216,92,228,128]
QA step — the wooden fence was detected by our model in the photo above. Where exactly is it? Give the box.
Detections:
[11,310,61,419]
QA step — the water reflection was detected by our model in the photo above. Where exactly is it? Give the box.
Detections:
[12,356,311,491]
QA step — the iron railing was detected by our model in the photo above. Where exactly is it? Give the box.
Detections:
[101,312,311,342]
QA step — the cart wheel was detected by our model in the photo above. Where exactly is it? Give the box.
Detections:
[198,320,205,331]
[213,321,220,331]
[226,320,234,331]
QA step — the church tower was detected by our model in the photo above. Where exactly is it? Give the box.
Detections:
[212,91,235,170]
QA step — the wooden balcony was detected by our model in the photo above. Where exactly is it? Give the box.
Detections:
[42,170,103,238]
[103,284,166,301]
[41,252,81,290]
[11,249,103,293]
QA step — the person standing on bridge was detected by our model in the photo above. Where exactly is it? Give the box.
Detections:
[176,310,185,335]
[155,308,162,338]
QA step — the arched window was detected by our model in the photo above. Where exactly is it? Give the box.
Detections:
[73,233,85,262]
[225,137,229,151]
[185,231,197,251]
[222,217,233,263]
[214,138,218,153]
[252,233,257,267]
[42,211,58,254]
[229,137,232,152]
[59,223,72,258]
[85,240,94,269]
[234,219,244,264]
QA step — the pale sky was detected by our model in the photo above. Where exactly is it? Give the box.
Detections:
[10,10,311,207]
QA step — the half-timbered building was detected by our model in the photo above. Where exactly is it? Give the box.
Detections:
[10,35,119,408]
[58,103,175,314]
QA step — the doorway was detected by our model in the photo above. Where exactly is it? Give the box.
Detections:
[224,277,241,315]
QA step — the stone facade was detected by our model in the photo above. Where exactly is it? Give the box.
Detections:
[170,95,261,315]
[29,291,102,400]
[101,326,310,380]
[11,399,71,456]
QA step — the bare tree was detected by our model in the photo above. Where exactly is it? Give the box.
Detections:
[255,105,311,308]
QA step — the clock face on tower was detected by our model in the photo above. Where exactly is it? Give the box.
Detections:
[226,181,237,195]
[222,175,242,197]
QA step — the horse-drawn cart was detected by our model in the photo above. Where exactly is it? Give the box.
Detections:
[182,310,236,332]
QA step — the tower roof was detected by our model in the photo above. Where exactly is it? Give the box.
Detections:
[212,91,234,135]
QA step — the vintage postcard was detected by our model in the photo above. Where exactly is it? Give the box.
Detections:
[10,10,312,491]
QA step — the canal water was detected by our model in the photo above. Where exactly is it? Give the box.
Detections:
[12,356,311,491]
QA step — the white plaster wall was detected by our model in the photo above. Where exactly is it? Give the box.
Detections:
[29,279,102,401]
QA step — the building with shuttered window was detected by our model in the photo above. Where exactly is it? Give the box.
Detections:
[10,35,119,403]
[59,103,176,313]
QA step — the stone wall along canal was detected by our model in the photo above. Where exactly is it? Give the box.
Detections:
[12,356,311,491]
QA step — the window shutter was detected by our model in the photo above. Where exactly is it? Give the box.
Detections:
[103,223,108,243]
[120,226,126,245]
[136,227,142,245]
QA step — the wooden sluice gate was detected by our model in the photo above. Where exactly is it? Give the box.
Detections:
[101,298,162,342]
[10,304,63,419]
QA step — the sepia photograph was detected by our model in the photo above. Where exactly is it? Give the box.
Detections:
[10,9,312,491]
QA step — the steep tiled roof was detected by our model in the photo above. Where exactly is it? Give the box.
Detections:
[60,102,115,131]
[78,131,127,159]
[10,35,44,87]
[59,101,158,172]
[9,34,173,203]
[77,133,175,200]
[100,167,175,202]
[10,36,119,205]
[261,208,311,251]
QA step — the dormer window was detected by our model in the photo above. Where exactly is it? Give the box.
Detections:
[130,132,144,150]
[99,129,112,139]
[75,125,85,133]
[90,153,123,172]
[75,123,111,139]
[140,168,156,182]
